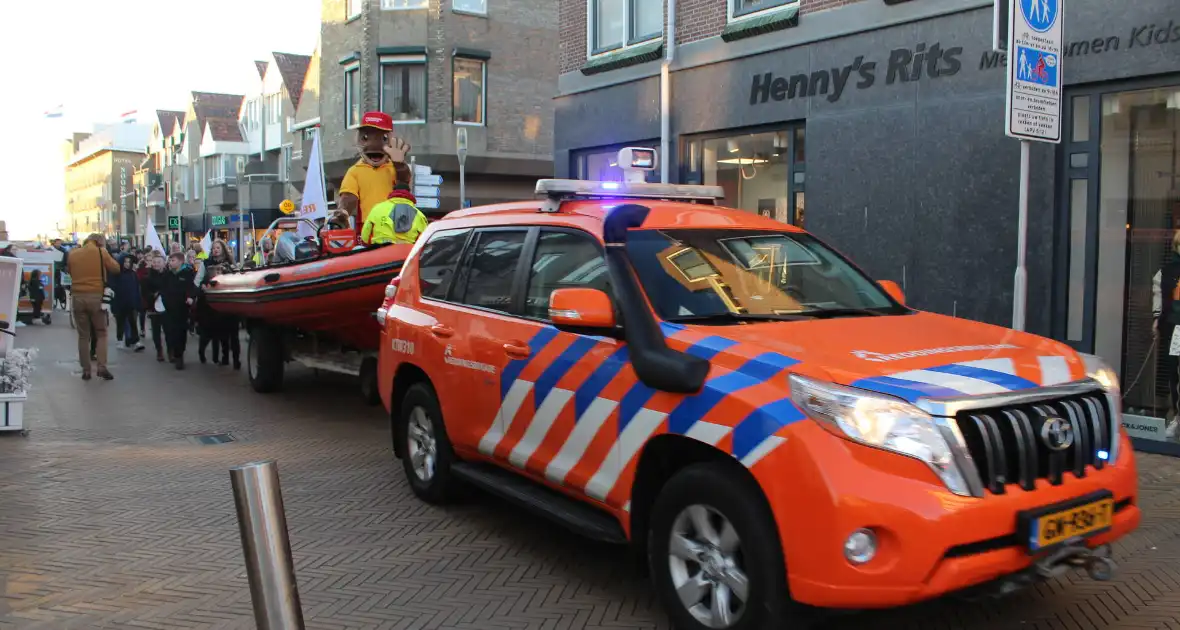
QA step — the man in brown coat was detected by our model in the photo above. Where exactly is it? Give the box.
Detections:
[67,233,120,380]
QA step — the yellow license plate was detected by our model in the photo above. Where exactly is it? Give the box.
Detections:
[1030,498,1114,550]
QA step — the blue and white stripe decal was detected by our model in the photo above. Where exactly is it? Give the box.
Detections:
[853,356,1068,402]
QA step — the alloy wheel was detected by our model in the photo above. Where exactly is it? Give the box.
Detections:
[406,406,437,482]
[668,504,749,629]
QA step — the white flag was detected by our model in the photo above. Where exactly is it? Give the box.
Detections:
[144,220,164,253]
[199,230,212,256]
[298,129,328,239]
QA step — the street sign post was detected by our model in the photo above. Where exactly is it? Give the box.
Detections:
[416,174,443,186]
[411,161,441,212]
[1005,0,1063,331]
[417,197,441,210]
[413,185,440,198]
[457,128,468,210]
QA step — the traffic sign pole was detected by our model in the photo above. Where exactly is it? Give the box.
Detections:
[1005,0,1063,331]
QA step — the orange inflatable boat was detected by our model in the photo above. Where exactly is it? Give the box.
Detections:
[204,224,411,351]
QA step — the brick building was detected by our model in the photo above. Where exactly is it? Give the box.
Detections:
[318,0,557,213]
[556,0,1180,449]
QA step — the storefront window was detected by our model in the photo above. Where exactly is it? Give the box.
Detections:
[685,127,805,226]
[573,143,660,183]
[1092,85,1180,445]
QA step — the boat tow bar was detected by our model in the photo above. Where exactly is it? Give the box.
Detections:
[960,543,1117,601]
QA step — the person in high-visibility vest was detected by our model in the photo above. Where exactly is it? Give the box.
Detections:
[361,189,429,246]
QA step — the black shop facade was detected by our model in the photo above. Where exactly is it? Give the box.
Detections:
[554,0,1180,451]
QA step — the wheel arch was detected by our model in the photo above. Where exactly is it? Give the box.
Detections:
[390,362,432,459]
[629,434,781,567]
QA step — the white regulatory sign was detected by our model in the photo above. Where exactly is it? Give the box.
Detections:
[416,174,443,186]
[1005,0,1064,143]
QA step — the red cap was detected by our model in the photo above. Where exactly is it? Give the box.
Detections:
[360,111,393,131]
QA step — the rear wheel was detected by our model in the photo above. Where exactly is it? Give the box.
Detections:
[398,382,457,504]
[247,326,284,393]
[648,463,794,630]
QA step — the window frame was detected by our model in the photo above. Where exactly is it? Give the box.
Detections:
[451,0,486,16]
[343,62,361,129]
[447,227,535,316]
[571,140,661,183]
[378,54,428,125]
[452,56,487,127]
[728,0,798,21]
[520,227,611,324]
[587,0,663,58]
[417,227,475,304]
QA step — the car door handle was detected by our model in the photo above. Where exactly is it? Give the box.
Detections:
[503,342,530,359]
[430,324,454,338]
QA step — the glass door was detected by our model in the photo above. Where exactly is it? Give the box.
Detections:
[681,125,806,227]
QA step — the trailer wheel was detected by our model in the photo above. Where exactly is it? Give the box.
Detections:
[359,357,380,406]
[248,326,284,393]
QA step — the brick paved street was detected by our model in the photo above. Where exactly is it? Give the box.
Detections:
[2,320,1180,630]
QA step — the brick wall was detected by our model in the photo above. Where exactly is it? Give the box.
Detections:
[561,0,868,73]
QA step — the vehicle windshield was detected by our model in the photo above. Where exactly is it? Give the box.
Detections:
[625,228,907,322]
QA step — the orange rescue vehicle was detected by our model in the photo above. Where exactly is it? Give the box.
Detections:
[375,149,1139,629]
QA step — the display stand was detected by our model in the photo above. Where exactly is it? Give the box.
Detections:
[0,255,28,435]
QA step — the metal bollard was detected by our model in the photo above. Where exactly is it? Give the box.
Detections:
[230,460,305,630]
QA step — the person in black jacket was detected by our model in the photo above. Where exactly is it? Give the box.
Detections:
[161,252,197,370]
[26,269,46,323]
[111,255,144,351]
[140,254,170,362]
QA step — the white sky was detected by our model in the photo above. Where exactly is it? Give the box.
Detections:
[0,0,321,240]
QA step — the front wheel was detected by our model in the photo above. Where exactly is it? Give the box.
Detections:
[648,463,794,630]
[398,382,457,504]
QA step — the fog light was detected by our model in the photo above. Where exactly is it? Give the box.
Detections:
[844,529,878,565]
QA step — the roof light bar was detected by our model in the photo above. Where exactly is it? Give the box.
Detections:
[535,179,725,202]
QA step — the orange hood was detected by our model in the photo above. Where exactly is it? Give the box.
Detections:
[668,311,1087,403]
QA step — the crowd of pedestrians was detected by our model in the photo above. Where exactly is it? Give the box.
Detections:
[61,233,242,380]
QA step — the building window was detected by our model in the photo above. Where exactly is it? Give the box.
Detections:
[347,0,362,19]
[380,56,427,123]
[344,64,361,128]
[280,145,293,182]
[729,0,796,20]
[684,126,806,226]
[382,0,428,8]
[590,0,662,55]
[452,0,485,14]
[573,142,660,183]
[453,57,485,125]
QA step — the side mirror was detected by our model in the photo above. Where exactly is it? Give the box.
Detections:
[549,287,616,330]
[879,280,905,305]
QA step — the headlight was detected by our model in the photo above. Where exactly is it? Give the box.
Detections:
[789,373,970,495]
[1081,353,1119,394]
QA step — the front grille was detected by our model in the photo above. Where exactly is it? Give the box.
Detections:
[954,392,1113,494]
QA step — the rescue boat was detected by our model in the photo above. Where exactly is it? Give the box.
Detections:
[203,221,412,351]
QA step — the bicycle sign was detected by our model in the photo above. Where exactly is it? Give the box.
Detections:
[1005,0,1064,142]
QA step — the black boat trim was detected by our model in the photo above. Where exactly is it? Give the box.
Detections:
[205,262,403,304]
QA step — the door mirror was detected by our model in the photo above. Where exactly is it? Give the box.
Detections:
[549,288,616,329]
[879,280,905,305]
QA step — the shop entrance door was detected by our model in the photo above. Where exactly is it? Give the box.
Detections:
[1058,79,1180,430]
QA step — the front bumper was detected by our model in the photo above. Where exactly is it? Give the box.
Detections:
[760,422,1141,609]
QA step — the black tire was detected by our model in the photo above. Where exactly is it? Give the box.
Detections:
[247,326,284,393]
[397,382,457,504]
[648,463,794,630]
[359,357,380,406]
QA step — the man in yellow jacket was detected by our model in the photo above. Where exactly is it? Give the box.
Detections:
[361,188,430,246]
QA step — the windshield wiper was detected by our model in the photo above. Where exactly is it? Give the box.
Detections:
[664,312,812,325]
[799,307,892,319]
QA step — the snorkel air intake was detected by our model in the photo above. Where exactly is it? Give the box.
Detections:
[603,204,709,394]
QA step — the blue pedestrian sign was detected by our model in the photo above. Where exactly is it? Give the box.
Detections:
[1020,0,1058,33]
[1005,0,1064,143]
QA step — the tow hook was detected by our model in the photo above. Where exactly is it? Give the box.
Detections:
[1034,543,1117,582]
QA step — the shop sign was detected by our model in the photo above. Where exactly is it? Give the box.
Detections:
[168,216,181,229]
[749,20,1180,108]
[1122,413,1167,441]
[210,215,227,226]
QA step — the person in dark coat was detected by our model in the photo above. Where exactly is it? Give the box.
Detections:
[140,253,170,362]
[110,254,144,351]
[161,253,197,369]
[26,269,46,322]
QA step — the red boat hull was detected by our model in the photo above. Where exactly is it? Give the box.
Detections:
[204,245,411,351]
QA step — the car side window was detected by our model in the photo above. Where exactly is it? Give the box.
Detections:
[456,230,529,313]
[524,230,609,320]
[417,228,470,301]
